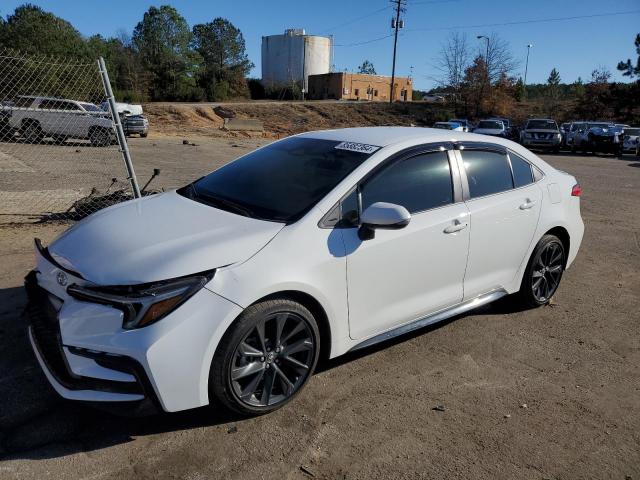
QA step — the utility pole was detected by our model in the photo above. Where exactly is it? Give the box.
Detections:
[389,0,405,103]
[524,44,533,97]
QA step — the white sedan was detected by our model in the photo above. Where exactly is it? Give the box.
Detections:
[25,127,584,415]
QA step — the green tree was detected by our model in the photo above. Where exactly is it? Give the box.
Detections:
[546,68,561,100]
[572,77,585,97]
[617,33,640,79]
[514,77,525,102]
[132,5,200,100]
[357,60,376,75]
[191,18,253,101]
[0,4,89,58]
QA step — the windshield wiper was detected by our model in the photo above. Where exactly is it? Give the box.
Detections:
[187,184,255,218]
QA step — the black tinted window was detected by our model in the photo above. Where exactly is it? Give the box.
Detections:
[510,152,533,188]
[361,151,453,214]
[462,150,513,198]
[184,137,373,222]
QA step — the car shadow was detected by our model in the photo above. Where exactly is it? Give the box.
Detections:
[628,162,640,168]
[0,285,525,460]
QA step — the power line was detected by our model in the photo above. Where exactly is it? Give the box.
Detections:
[333,9,639,48]
[317,6,392,35]
[334,33,395,47]
[405,9,640,32]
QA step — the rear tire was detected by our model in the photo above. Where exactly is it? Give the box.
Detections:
[209,298,320,416]
[89,127,111,147]
[516,234,565,309]
[22,120,43,144]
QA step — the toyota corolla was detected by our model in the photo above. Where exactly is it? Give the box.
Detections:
[25,127,584,415]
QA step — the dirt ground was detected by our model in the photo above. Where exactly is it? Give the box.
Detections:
[0,138,639,480]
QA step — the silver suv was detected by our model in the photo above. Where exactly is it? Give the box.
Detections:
[520,118,562,153]
[4,96,114,146]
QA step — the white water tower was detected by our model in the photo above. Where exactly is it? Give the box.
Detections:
[261,29,331,92]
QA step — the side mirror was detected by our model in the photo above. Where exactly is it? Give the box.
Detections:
[358,202,410,240]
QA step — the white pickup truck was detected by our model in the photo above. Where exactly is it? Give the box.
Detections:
[2,96,115,146]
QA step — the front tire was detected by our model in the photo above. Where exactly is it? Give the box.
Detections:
[210,298,320,416]
[517,234,565,308]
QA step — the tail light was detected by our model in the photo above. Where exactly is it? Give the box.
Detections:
[571,184,582,197]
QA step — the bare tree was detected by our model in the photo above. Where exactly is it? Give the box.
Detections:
[432,32,471,108]
[482,33,519,84]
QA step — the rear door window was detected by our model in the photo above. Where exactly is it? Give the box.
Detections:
[509,152,534,188]
[461,150,513,198]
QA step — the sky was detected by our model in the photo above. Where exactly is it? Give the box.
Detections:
[1,0,638,91]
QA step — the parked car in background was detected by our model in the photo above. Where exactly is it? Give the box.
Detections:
[520,118,562,153]
[423,94,446,103]
[560,123,571,148]
[449,119,473,132]
[621,127,640,155]
[4,96,114,146]
[565,122,585,150]
[572,122,621,155]
[25,127,584,416]
[487,117,516,140]
[122,113,149,138]
[0,100,13,140]
[432,121,465,131]
[473,119,507,137]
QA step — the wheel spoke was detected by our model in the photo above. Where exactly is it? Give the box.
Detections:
[275,313,287,347]
[532,276,543,291]
[550,250,563,265]
[260,368,276,405]
[282,338,313,356]
[239,369,265,401]
[231,361,264,381]
[532,270,544,278]
[273,364,295,396]
[238,341,263,358]
[281,321,305,345]
[548,264,562,273]
[255,321,267,354]
[281,355,309,371]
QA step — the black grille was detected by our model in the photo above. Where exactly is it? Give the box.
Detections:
[25,271,69,379]
[24,271,144,396]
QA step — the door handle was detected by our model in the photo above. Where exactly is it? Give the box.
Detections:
[519,199,537,210]
[443,220,468,234]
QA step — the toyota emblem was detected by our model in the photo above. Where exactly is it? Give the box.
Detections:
[56,271,68,287]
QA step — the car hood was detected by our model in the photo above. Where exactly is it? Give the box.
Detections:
[48,190,284,285]
[524,129,558,134]
[474,128,503,135]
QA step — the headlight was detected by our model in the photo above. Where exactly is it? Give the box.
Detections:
[67,270,215,329]
[555,133,562,140]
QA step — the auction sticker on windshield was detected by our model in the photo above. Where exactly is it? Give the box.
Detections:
[334,142,381,154]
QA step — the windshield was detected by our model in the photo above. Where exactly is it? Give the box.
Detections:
[180,137,375,223]
[80,102,102,112]
[478,121,503,129]
[526,120,558,130]
[587,123,612,130]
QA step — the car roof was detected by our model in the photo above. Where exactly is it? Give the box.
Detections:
[297,126,512,148]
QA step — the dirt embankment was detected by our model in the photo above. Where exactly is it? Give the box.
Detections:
[143,101,453,138]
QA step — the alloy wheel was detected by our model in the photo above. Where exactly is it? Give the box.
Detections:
[531,241,564,302]
[229,311,316,407]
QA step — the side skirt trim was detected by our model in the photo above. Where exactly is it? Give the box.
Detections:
[349,289,508,352]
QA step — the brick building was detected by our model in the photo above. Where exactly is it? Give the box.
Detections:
[307,72,412,102]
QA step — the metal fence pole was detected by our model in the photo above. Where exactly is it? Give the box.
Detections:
[97,57,141,198]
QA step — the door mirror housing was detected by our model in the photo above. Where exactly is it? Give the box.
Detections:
[358,202,411,240]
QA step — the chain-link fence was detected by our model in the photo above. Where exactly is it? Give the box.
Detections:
[0,50,139,224]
